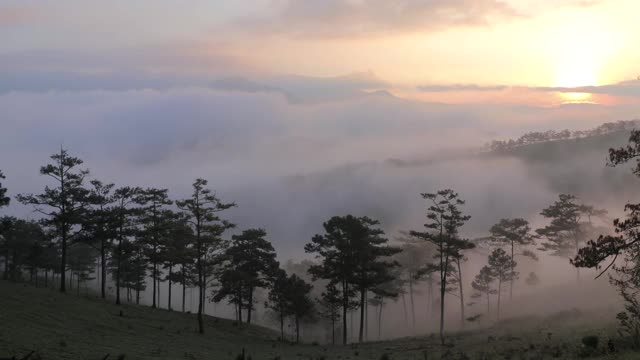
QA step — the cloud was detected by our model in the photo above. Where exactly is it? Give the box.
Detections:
[240,0,523,38]
[528,80,640,97]
[0,47,390,104]
[0,5,41,26]
[415,80,640,99]
[418,84,508,92]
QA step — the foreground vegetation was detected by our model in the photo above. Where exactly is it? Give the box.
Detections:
[1,280,638,360]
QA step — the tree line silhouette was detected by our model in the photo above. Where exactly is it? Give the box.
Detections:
[3,127,640,345]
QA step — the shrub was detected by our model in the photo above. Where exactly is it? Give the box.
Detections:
[581,335,599,349]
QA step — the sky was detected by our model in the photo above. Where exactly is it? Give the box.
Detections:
[1,0,640,259]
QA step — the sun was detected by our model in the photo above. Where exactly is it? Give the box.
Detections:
[541,13,621,103]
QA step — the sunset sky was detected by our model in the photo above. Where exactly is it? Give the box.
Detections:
[2,0,638,105]
[2,1,640,251]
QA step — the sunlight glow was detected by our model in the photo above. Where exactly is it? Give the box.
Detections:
[558,92,593,103]
[547,14,620,88]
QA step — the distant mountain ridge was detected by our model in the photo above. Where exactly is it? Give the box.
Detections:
[483,119,640,154]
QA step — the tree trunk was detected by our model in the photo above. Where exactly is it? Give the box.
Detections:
[101,239,106,299]
[152,258,157,309]
[358,288,366,343]
[331,317,336,345]
[295,315,300,343]
[378,301,384,340]
[44,270,48,288]
[409,276,416,332]
[510,241,514,301]
[247,287,253,324]
[280,308,285,341]
[575,239,581,282]
[168,265,173,311]
[401,291,408,328]
[197,228,204,334]
[342,281,349,345]
[238,288,243,323]
[60,230,67,293]
[182,272,186,312]
[457,259,465,329]
[3,252,8,280]
[116,235,122,305]
[364,291,368,341]
[497,279,502,321]
[439,272,446,345]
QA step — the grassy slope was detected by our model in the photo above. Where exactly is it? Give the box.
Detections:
[1,281,638,359]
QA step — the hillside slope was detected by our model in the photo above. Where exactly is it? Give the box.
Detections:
[2,281,639,360]
[0,281,280,359]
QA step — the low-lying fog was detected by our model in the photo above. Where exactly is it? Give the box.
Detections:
[2,85,638,340]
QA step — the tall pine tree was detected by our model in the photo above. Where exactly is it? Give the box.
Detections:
[17,148,90,293]
[410,189,473,344]
[177,178,235,334]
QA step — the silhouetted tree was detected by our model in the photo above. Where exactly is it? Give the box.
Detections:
[525,272,540,287]
[471,265,496,317]
[136,188,172,309]
[67,242,97,296]
[395,231,433,332]
[17,148,90,293]
[369,271,402,340]
[305,215,398,344]
[111,186,141,305]
[537,194,605,281]
[0,170,9,208]
[410,189,472,344]
[488,248,516,320]
[266,268,290,340]
[287,274,315,343]
[573,130,640,343]
[449,238,475,328]
[317,282,342,345]
[81,180,115,299]
[214,228,278,324]
[161,212,192,311]
[177,178,235,334]
[0,217,45,282]
[489,218,536,300]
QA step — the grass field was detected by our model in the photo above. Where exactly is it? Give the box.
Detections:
[0,280,637,359]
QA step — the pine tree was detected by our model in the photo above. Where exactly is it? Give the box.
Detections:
[471,265,496,317]
[489,218,536,300]
[0,170,9,208]
[317,282,342,344]
[537,194,605,281]
[410,189,473,344]
[487,248,516,320]
[214,228,278,324]
[17,148,90,293]
[177,178,235,334]
[81,180,115,299]
[67,242,98,296]
[111,186,141,305]
[136,188,172,309]
[286,274,315,344]
[162,212,192,311]
[394,231,434,332]
[266,268,290,341]
[305,215,398,344]
[0,217,45,282]
[369,271,403,340]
